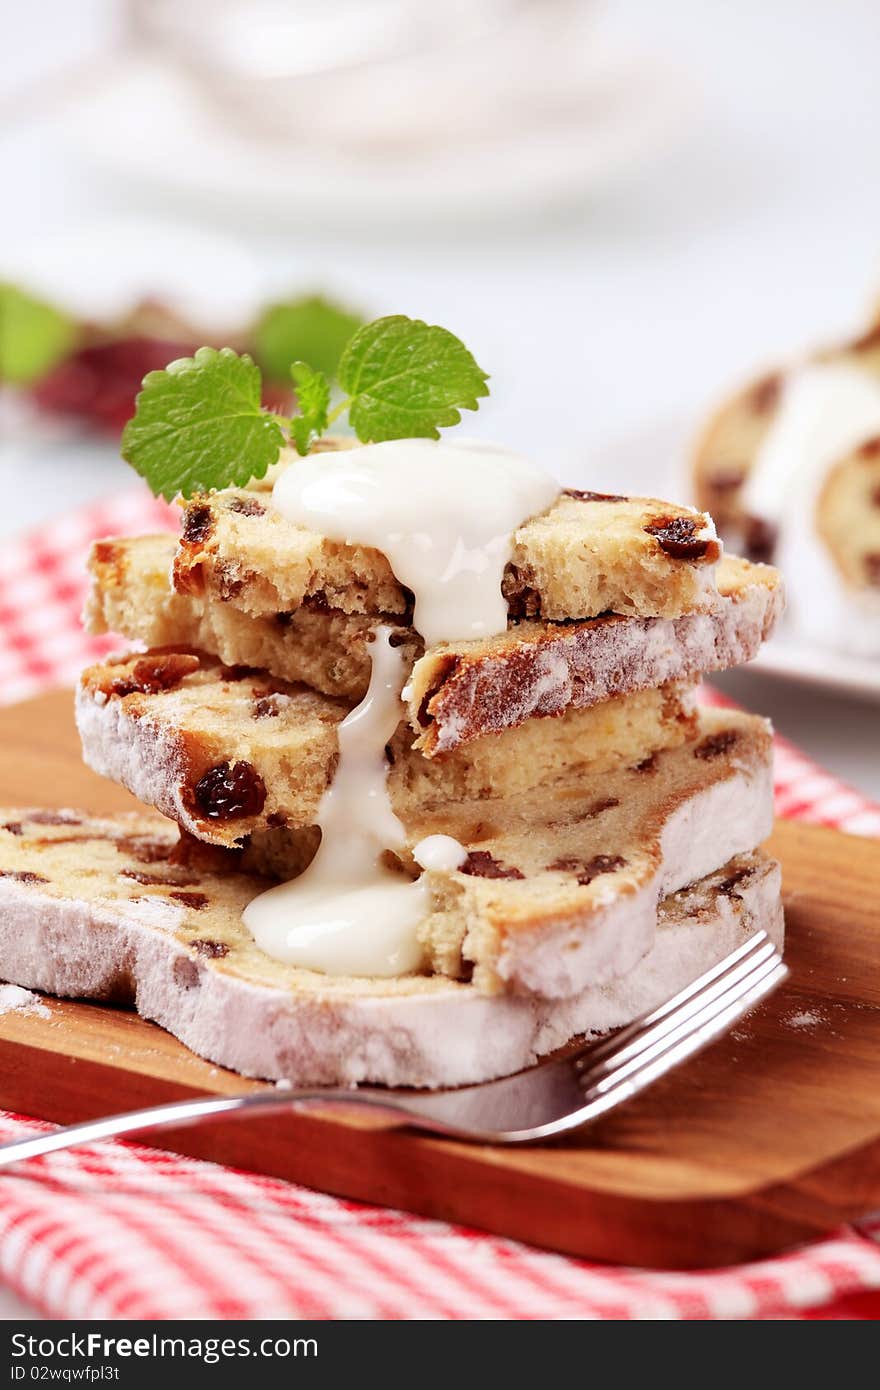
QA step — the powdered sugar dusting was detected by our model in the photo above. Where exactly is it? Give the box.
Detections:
[420,578,782,754]
[0,984,50,1019]
[784,1006,827,1031]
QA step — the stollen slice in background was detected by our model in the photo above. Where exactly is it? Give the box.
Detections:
[693,317,880,654]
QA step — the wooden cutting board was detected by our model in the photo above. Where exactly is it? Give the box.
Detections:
[0,689,879,1270]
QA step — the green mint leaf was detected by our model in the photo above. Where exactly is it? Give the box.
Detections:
[118,316,490,497]
[121,346,285,501]
[252,294,364,381]
[289,361,330,456]
[337,315,489,442]
[0,283,77,385]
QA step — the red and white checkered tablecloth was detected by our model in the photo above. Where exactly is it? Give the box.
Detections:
[0,487,878,1321]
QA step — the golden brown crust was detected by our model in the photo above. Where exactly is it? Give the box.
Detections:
[693,372,782,532]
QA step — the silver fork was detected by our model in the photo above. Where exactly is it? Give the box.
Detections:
[0,932,786,1164]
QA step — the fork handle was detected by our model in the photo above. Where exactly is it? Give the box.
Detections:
[0,1088,405,1169]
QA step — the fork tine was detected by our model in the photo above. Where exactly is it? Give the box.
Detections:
[575,933,778,1084]
[578,930,771,1072]
[574,958,788,1124]
[587,951,785,1096]
[582,962,788,1121]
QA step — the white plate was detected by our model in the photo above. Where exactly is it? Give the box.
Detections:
[59,50,694,228]
[750,638,880,704]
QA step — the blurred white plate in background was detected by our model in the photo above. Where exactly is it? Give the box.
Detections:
[59,48,693,228]
[748,641,880,704]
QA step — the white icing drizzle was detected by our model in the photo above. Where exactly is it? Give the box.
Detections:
[243,626,470,977]
[744,363,880,655]
[271,438,559,646]
[246,439,558,977]
[412,834,469,872]
[244,627,428,976]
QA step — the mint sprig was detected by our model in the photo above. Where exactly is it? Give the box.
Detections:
[0,283,77,385]
[121,347,285,501]
[122,315,489,498]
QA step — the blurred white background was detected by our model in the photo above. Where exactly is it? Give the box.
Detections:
[1,0,879,798]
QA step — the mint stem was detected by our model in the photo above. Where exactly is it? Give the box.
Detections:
[324,397,350,428]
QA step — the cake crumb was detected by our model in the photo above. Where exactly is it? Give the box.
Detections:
[275,1078,293,1091]
[784,1006,826,1031]
[0,984,51,1019]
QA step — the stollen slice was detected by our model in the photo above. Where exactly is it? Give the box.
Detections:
[172,441,721,624]
[75,660,774,998]
[85,535,782,754]
[76,652,700,845]
[0,810,782,1089]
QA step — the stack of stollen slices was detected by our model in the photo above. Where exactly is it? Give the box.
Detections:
[0,438,785,1088]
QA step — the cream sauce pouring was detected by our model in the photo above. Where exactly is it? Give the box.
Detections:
[244,439,558,976]
[271,437,559,646]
